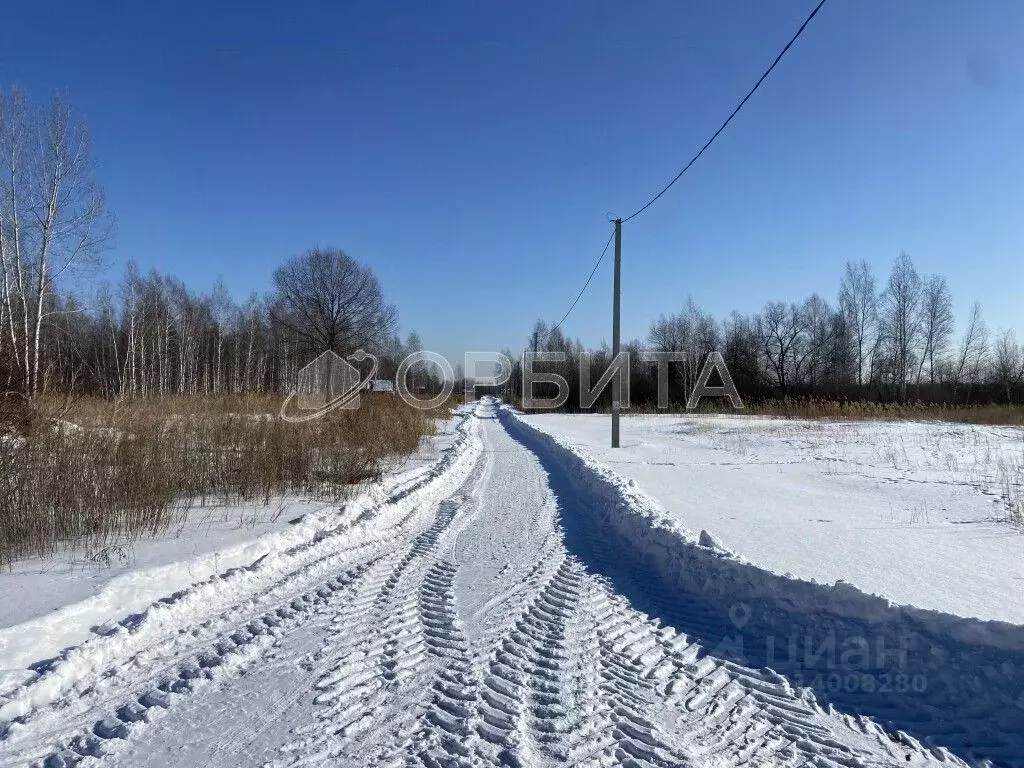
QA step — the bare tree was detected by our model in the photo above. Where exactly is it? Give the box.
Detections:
[792,294,836,387]
[838,260,877,387]
[270,247,398,364]
[951,301,989,400]
[0,87,113,398]
[758,301,808,395]
[693,306,721,360]
[916,274,955,386]
[992,329,1024,404]
[645,298,718,396]
[647,312,688,354]
[529,319,549,354]
[878,253,922,401]
[721,311,760,393]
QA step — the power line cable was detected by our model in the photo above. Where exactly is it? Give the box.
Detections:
[534,1,826,346]
[622,0,828,223]
[537,226,615,341]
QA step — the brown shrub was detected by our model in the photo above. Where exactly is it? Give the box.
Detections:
[0,392,40,436]
[0,394,435,568]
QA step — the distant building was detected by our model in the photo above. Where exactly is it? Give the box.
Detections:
[366,379,395,394]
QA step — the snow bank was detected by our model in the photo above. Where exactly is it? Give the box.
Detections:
[503,407,1024,766]
[0,409,482,727]
[517,413,1024,626]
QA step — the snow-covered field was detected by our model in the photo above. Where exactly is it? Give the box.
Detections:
[0,401,1022,767]
[519,412,1024,626]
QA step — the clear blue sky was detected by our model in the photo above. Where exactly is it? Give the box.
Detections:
[3,1,1022,363]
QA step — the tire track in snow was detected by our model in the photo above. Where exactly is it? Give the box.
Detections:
[34,561,375,768]
[272,554,418,766]
[475,556,578,765]
[402,406,951,768]
[273,497,475,766]
[627,552,957,762]
[549,564,936,768]
[410,559,481,767]
[579,583,822,768]
[576,585,692,768]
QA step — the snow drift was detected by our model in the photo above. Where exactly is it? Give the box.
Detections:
[502,406,1024,767]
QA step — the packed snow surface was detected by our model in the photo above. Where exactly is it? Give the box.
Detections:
[0,401,1021,767]
[519,412,1024,626]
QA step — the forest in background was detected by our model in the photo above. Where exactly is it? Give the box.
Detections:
[506,252,1024,412]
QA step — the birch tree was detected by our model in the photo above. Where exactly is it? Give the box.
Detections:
[916,274,955,386]
[838,260,877,387]
[878,253,922,401]
[952,301,989,400]
[0,87,112,398]
[991,329,1023,404]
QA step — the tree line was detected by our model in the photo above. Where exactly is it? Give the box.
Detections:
[1,248,434,400]
[2,89,432,402]
[508,252,1024,409]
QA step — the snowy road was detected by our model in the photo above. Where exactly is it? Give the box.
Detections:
[1,401,1016,767]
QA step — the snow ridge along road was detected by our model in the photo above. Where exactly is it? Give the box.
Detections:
[0,399,1016,767]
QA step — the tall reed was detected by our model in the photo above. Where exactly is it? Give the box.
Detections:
[0,394,435,567]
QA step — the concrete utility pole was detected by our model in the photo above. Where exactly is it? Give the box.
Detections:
[611,218,622,448]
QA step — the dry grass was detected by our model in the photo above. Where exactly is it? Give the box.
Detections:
[997,453,1024,526]
[601,397,1024,425]
[0,394,436,568]
[688,400,1024,528]
[730,399,1024,426]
